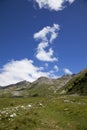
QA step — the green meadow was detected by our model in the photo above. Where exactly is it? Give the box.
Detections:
[0,96,87,130]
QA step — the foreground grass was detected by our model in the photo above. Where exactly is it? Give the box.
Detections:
[0,96,87,130]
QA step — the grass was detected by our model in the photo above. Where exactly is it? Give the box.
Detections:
[63,69,87,95]
[0,96,87,130]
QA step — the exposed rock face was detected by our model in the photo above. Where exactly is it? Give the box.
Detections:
[55,75,72,89]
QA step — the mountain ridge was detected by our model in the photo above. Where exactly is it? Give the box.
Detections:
[0,75,72,97]
[0,68,87,97]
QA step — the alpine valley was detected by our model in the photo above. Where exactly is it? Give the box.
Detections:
[0,68,87,130]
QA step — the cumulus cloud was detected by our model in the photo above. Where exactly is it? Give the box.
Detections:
[36,44,58,62]
[34,24,59,62]
[34,24,59,43]
[34,0,75,11]
[0,59,57,86]
[63,68,73,75]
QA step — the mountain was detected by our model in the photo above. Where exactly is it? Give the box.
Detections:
[0,75,72,97]
[0,81,31,97]
[26,75,72,97]
[61,69,87,95]
[0,68,87,97]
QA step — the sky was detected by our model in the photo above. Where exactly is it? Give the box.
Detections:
[0,0,87,86]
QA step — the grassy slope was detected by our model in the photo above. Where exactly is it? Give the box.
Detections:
[0,96,87,130]
[61,69,87,95]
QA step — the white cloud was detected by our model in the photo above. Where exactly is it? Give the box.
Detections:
[34,24,59,62]
[63,68,73,75]
[0,59,58,86]
[68,0,75,4]
[0,60,73,86]
[37,42,48,50]
[54,65,59,72]
[34,24,59,43]
[36,45,58,62]
[34,0,75,11]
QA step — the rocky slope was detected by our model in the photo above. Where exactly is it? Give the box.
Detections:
[0,75,72,97]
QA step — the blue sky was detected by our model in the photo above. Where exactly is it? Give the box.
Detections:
[0,0,87,86]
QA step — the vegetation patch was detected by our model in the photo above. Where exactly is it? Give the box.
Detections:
[0,96,87,130]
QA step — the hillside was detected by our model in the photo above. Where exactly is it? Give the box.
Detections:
[0,81,31,97]
[0,68,87,97]
[61,69,87,95]
[0,75,72,97]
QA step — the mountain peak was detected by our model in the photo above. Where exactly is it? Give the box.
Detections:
[15,80,30,86]
[34,76,54,85]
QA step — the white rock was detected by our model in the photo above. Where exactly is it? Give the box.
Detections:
[28,104,32,108]
[10,113,16,118]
